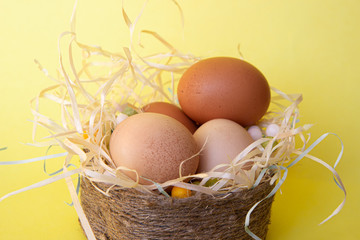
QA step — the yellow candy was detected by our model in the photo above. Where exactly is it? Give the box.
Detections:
[171,186,191,199]
[82,129,99,139]
[82,132,89,139]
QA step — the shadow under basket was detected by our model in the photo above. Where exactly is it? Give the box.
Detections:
[80,177,275,240]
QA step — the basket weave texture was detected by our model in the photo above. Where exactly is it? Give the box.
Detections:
[80,177,275,240]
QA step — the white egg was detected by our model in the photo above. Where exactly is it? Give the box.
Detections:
[193,119,254,173]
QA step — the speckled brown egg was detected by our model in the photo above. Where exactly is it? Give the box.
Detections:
[109,112,199,184]
[177,57,271,126]
[141,101,198,133]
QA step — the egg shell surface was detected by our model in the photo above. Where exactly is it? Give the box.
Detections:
[141,101,198,133]
[177,57,271,126]
[193,118,254,173]
[109,112,199,184]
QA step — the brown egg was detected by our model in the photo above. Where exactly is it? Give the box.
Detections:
[193,118,254,173]
[177,57,271,127]
[141,102,198,133]
[109,112,199,185]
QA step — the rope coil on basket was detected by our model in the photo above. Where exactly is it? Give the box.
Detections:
[80,174,275,240]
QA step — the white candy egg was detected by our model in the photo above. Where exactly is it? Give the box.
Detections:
[115,113,128,124]
[266,123,280,137]
[247,125,263,141]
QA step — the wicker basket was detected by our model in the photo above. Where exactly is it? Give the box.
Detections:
[80,176,275,240]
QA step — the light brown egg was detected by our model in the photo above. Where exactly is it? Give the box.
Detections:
[109,112,199,184]
[141,101,198,133]
[177,57,271,127]
[193,118,254,173]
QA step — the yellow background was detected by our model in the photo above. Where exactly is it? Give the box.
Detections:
[1,0,359,239]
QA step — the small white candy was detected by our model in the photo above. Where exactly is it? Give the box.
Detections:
[115,113,128,124]
[247,125,263,141]
[266,123,280,137]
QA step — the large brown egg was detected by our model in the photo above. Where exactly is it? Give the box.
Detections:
[109,112,199,185]
[141,102,198,133]
[177,57,271,126]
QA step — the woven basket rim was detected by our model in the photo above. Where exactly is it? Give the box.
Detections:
[81,173,273,202]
